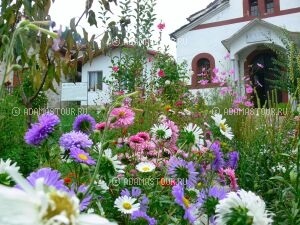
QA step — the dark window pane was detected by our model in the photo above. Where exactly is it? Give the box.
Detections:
[97,71,103,90]
[250,0,259,16]
[265,0,274,13]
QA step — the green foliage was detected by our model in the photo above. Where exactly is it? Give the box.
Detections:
[0,93,38,176]
[268,34,300,100]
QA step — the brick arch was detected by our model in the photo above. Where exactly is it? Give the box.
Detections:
[191,53,217,88]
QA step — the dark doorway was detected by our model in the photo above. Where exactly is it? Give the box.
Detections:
[248,50,282,107]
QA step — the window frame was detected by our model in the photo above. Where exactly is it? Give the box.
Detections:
[191,53,219,89]
[243,0,280,17]
[88,71,103,92]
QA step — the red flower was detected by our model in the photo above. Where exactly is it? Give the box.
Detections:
[112,66,119,73]
[157,22,165,31]
[158,69,165,77]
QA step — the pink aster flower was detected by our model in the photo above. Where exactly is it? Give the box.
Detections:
[212,67,219,75]
[157,22,165,30]
[224,52,230,60]
[129,135,145,152]
[158,69,165,77]
[244,101,254,107]
[245,84,253,94]
[112,66,119,73]
[109,107,135,128]
[220,168,238,191]
[229,68,235,76]
[198,79,209,85]
[95,122,107,131]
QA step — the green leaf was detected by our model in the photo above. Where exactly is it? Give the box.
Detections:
[70,17,76,32]
[88,10,97,27]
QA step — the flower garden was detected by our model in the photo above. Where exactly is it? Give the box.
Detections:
[0,1,300,225]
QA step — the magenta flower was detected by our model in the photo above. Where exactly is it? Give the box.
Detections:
[224,52,230,60]
[95,122,107,131]
[109,106,135,128]
[213,67,219,75]
[157,22,165,30]
[112,66,119,73]
[245,84,254,94]
[244,101,254,107]
[69,147,96,165]
[198,79,209,85]
[157,69,165,78]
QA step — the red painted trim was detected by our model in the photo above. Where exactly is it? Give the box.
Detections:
[192,6,300,31]
[189,53,220,89]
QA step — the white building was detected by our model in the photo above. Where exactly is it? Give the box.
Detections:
[80,47,155,106]
[171,0,300,105]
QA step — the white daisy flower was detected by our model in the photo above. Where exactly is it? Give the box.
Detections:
[150,123,172,140]
[103,149,125,174]
[136,162,156,173]
[211,113,234,140]
[114,195,140,214]
[0,158,19,175]
[95,179,109,192]
[183,109,192,116]
[183,123,204,147]
[215,189,273,225]
[0,168,116,225]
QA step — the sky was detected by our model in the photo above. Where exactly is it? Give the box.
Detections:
[49,0,212,56]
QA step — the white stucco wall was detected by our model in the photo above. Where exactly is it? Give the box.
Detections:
[280,0,300,10]
[81,48,154,106]
[204,1,243,24]
[175,8,300,103]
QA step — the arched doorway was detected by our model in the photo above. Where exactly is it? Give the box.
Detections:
[245,49,287,107]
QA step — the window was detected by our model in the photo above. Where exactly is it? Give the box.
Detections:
[191,53,216,88]
[265,0,274,13]
[88,71,103,91]
[250,0,259,16]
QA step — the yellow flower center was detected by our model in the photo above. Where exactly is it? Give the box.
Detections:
[78,153,88,161]
[43,191,76,222]
[219,123,227,132]
[122,202,132,210]
[182,196,191,208]
[142,166,150,172]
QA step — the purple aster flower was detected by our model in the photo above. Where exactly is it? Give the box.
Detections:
[131,210,157,225]
[226,151,239,169]
[172,183,197,224]
[168,157,198,188]
[210,141,225,171]
[140,195,149,212]
[78,184,92,211]
[73,114,96,134]
[25,168,68,191]
[38,113,60,128]
[131,187,142,197]
[24,113,60,146]
[69,147,96,165]
[198,186,228,206]
[59,131,93,150]
[121,188,130,196]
